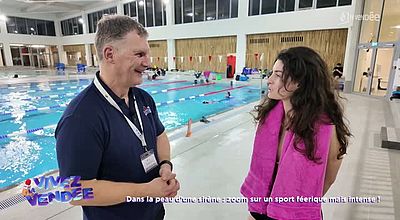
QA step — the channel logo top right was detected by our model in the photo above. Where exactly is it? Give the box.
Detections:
[339,12,381,25]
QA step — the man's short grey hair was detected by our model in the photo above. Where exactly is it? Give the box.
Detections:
[95,14,148,61]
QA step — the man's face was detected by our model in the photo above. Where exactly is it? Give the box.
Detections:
[113,31,150,87]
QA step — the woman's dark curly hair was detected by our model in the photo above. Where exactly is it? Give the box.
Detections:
[254,47,351,161]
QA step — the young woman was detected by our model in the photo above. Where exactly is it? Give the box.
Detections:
[241,47,351,220]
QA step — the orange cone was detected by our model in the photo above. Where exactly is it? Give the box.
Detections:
[185,118,192,137]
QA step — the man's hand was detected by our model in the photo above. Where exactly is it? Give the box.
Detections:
[158,164,180,197]
[159,163,174,181]
[146,177,180,198]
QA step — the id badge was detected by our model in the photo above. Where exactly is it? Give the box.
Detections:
[140,149,158,173]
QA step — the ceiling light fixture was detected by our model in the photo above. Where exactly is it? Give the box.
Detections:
[31,45,45,48]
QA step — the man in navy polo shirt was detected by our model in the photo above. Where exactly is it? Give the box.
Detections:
[55,15,180,220]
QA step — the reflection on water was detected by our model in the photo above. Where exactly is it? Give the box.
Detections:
[0,137,42,185]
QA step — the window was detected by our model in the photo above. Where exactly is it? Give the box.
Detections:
[27,19,36,35]
[194,0,205,22]
[299,0,313,8]
[88,14,94,33]
[338,0,352,6]
[206,0,216,21]
[154,0,163,26]
[218,0,230,19]
[16,17,27,34]
[249,0,261,16]
[37,20,46,35]
[163,3,167,25]
[183,0,193,23]
[261,0,277,14]
[6,16,55,36]
[278,0,295,12]
[145,0,154,27]
[88,7,117,33]
[109,7,117,14]
[11,47,21,65]
[231,0,238,17]
[175,0,236,24]
[130,1,138,17]
[78,21,83,34]
[138,1,146,26]
[317,0,337,8]
[46,21,56,36]
[0,45,5,66]
[125,0,167,27]
[175,0,182,24]
[6,17,16,33]
[124,3,129,15]
[61,16,83,36]
[92,12,98,32]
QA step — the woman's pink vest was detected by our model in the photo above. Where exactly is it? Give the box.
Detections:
[241,101,333,220]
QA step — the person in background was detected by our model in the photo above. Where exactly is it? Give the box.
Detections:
[241,47,351,220]
[333,63,343,79]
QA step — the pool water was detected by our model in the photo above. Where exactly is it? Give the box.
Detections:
[0,78,260,189]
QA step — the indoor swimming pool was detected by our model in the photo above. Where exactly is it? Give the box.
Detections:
[0,77,260,189]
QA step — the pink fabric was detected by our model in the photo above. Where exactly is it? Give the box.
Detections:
[203,71,211,79]
[240,101,333,220]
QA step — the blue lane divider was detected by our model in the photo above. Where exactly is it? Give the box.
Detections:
[0,92,80,103]
[0,124,57,140]
[0,85,250,140]
[0,79,91,89]
[0,84,89,95]
[0,82,70,90]
[0,103,68,117]
[0,82,213,103]
[0,79,186,93]
[155,85,248,107]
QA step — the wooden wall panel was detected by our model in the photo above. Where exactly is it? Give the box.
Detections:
[246,29,348,72]
[87,41,168,68]
[149,40,168,69]
[91,44,96,56]
[175,36,236,73]
[63,44,86,65]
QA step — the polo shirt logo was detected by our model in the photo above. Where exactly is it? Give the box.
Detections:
[143,106,152,116]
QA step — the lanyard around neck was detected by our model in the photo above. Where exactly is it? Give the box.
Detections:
[93,75,148,151]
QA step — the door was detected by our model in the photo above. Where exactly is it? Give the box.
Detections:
[354,43,397,97]
[32,55,39,67]
[353,48,373,94]
[371,47,395,96]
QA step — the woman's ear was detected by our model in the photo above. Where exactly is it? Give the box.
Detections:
[286,81,299,92]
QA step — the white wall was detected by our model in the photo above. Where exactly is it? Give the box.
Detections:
[147,6,353,40]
